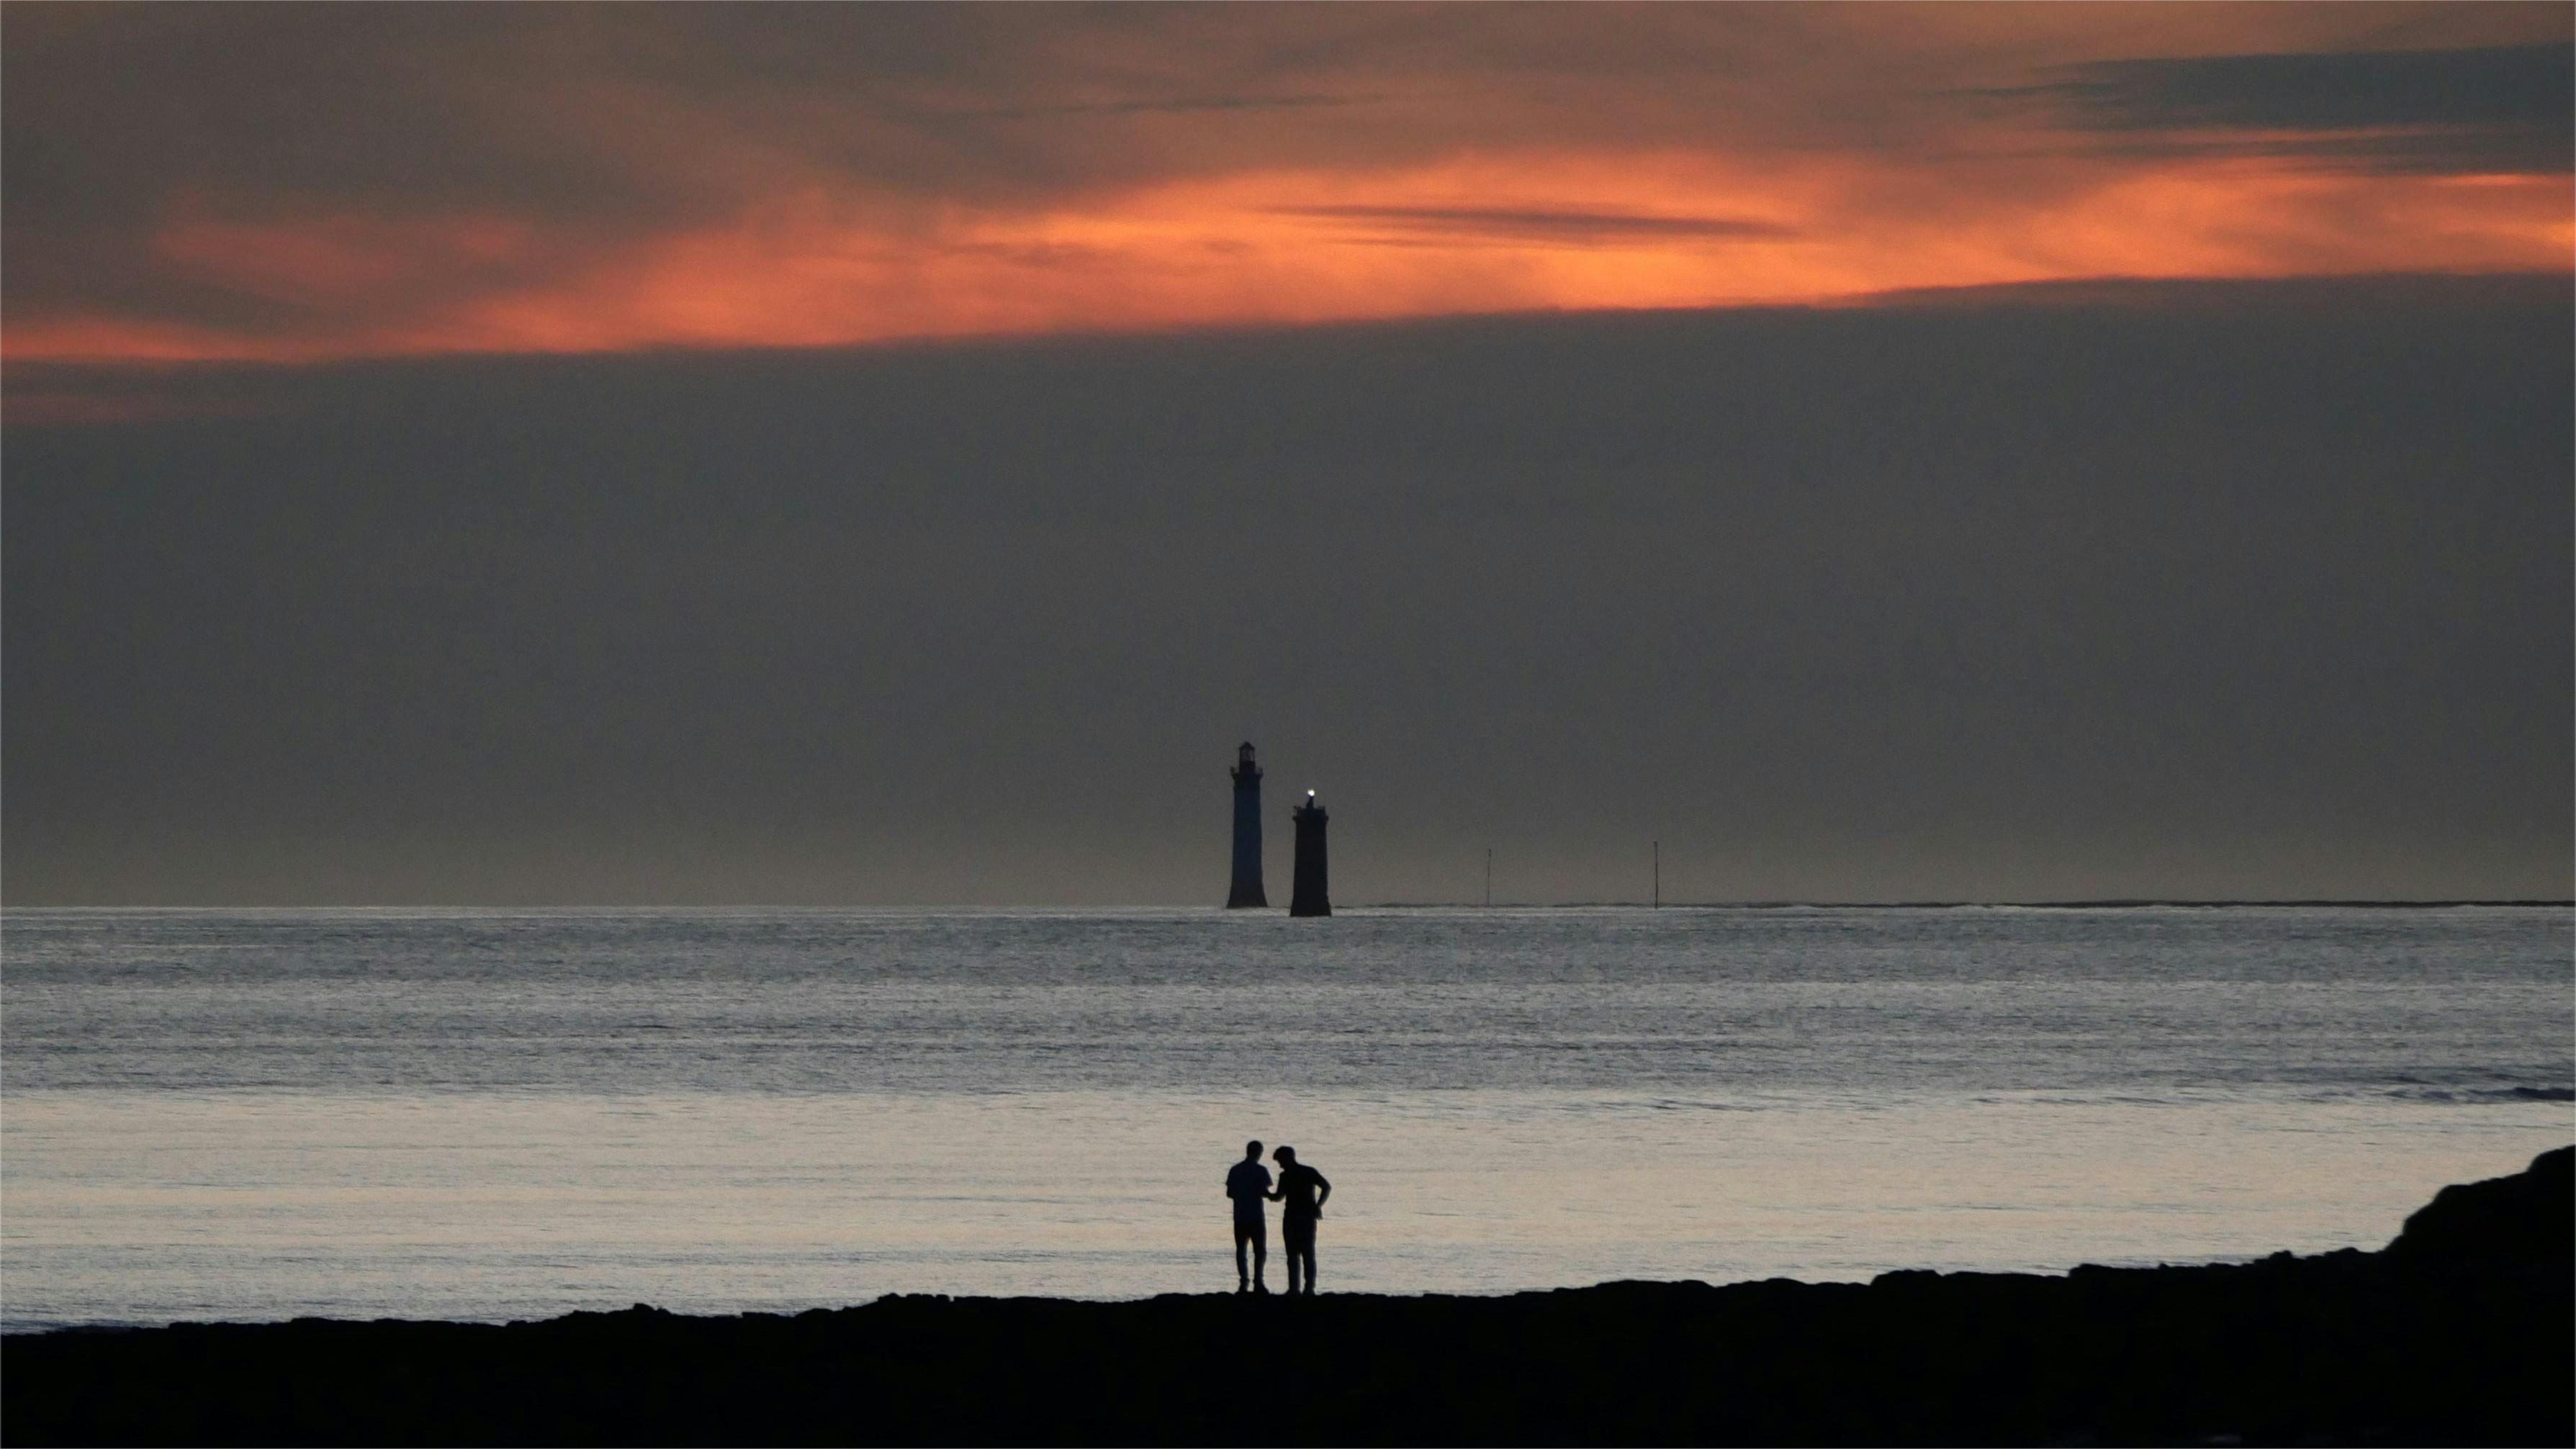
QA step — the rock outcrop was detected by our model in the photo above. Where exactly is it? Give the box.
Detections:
[2388,1144,2572,1267]
[7,1147,2570,1445]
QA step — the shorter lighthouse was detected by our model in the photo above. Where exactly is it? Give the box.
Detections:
[1289,790,1330,918]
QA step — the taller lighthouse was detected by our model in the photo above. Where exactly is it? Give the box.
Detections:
[1225,742,1267,908]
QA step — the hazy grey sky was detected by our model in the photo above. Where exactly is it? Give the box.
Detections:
[9,6,2568,903]
[6,274,2567,903]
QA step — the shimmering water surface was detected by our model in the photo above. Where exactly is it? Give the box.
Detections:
[4,906,2568,1327]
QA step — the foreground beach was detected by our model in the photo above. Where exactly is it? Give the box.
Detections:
[6,1147,2565,1445]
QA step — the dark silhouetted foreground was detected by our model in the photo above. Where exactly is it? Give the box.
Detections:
[7,1147,2567,1446]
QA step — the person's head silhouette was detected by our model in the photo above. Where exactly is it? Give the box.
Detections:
[1273,1145,1296,1165]
[1243,1139,1263,1160]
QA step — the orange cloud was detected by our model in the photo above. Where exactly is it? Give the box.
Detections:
[6,147,2564,368]
[8,6,2568,374]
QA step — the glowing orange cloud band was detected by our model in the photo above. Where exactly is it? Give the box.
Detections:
[5,151,2567,366]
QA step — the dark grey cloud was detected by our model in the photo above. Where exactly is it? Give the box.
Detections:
[4,274,2568,903]
[2008,42,2575,173]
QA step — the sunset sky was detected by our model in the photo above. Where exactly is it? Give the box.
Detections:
[4,5,2570,903]
[5,4,2568,371]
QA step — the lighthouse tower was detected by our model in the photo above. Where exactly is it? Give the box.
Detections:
[1289,790,1330,917]
[1226,743,1267,908]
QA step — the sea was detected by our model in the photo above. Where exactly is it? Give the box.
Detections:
[3,905,2568,1330]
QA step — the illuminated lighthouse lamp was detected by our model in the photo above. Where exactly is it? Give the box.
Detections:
[1289,790,1330,918]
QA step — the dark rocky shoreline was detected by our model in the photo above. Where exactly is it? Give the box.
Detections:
[8,1147,2567,1446]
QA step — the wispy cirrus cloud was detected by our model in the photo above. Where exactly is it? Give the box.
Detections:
[1268,204,1795,248]
[906,93,1376,122]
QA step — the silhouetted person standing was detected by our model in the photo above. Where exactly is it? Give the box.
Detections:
[1269,1145,1331,1295]
[1225,1139,1274,1294]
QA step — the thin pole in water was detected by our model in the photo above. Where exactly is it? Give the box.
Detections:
[1485,848,1492,908]
[1653,841,1660,908]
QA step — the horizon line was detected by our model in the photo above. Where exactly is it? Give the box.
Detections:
[4,898,2568,913]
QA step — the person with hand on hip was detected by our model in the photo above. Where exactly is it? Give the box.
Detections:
[1268,1145,1332,1296]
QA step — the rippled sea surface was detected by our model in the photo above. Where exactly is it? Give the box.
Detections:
[4,906,2568,1327]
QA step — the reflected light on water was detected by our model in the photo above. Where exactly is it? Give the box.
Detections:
[5,1086,2565,1327]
